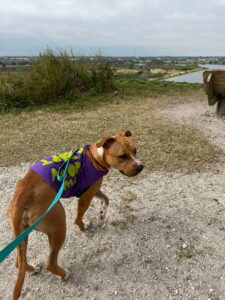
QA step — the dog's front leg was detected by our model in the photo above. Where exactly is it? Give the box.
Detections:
[95,190,109,223]
[74,178,103,230]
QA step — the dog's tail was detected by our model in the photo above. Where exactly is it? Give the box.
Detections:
[7,181,28,300]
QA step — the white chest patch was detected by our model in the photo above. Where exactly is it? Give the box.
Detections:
[97,146,104,157]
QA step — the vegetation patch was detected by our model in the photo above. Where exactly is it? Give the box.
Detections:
[0,52,222,173]
[114,64,202,81]
[0,49,113,110]
[0,90,223,173]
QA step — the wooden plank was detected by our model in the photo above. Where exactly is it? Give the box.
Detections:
[206,72,213,97]
[203,72,218,105]
[207,73,212,83]
[203,70,225,100]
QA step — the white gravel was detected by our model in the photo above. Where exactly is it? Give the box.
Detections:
[160,98,225,152]
[1,99,225,300]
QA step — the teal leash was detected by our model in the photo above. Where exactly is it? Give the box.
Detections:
[0,158,71,264]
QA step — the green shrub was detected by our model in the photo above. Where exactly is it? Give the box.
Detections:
[90,56,114,92]
[0,75,27,109]
[22,49,92,105]
[0,49,114,109]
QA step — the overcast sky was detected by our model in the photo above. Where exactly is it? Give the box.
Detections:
[1,0,225,56]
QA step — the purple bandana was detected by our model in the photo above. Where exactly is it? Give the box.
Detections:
[30,145,108,198]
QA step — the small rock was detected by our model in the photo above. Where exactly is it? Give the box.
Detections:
[144,257,152,264]
[182,243,188,249]
[122,191,137,202]
[174,289,179,295]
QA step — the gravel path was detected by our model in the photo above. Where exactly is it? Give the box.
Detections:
[160,98,225,152]
[1,99,225,300]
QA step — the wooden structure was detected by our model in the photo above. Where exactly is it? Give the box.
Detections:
[203,70,225,115]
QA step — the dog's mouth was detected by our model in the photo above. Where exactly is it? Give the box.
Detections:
[119,170,127,176]
[119,170,137,177]
[119,165,143,177]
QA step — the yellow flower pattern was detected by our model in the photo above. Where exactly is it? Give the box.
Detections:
[40,148,84,191]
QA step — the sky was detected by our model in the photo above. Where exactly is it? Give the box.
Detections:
[1,0,225,56]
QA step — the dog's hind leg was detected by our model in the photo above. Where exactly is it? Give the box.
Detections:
[7,184,31,300]
[12,241,27,300]
[15,235,41,273]
[9,215,41,300]
[40,202,69,280]
[46,232,69,280]
[9,218,36,299]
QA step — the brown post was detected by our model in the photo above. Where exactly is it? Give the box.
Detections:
[216,98,225,115]
[203,70,225,115]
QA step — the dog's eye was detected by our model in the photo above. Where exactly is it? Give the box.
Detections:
[119,154,129,160]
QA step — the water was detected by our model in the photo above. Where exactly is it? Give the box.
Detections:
[166,64,225,83]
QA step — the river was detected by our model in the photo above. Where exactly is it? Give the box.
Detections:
[165,64,225,83]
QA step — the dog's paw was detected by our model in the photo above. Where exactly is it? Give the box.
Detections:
[98,221,107,230]
[53,268,70,281]
[62,269,70,281]
[29,263,42,275]
[83,221,93,231]
[79,220,92,231]
[75,219,91,231]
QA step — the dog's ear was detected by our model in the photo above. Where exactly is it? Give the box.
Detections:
[124,130,132,137]
[117,130,132,137]
[96,136,115,149]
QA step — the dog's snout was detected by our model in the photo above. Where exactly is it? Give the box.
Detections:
[136,164,144,173]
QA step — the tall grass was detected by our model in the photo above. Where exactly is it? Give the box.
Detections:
[0,49,114,110]
[90,56,114,92]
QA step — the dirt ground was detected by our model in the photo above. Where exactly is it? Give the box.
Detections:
[1,98,225,300]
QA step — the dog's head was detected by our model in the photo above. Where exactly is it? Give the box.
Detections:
[95,130,144,177]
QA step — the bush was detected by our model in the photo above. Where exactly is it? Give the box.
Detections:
[0,75,26,109]
[90,56,114,92]
[0,49,114,109]
[23,49,92,105]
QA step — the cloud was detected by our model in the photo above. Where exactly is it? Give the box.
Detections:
[1,0,225,55]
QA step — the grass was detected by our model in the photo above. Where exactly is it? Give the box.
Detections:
[0,82,224,174]
[0,79,203,113]
[115,79,203,98]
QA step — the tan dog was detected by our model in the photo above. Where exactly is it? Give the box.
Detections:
[7,130,143,299]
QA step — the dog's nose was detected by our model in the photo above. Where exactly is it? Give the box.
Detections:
[136,164,144,173]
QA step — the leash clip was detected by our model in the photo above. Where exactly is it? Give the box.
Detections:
[57,157,71,182]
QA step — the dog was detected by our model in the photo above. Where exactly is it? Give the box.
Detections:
[7,130,143,299]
